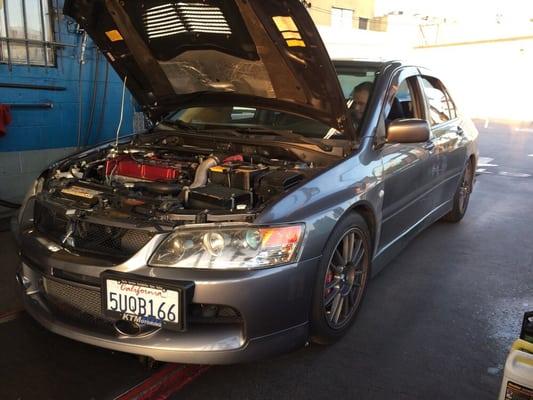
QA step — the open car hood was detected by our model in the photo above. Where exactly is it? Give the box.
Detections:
[64,0,354,136]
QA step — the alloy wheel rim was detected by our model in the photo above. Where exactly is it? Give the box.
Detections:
[323,228,368,330]
[458,164,473,214]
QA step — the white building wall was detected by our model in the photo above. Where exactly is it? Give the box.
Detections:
[411,39,533,122]
[319,14,533,123]
[318,24,412,60]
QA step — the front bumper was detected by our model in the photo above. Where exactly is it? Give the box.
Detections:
[18,230,319,364]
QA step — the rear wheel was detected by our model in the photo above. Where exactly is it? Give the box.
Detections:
[443,160,474,223]
[310,214,371,344]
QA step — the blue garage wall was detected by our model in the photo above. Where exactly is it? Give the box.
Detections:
[0,51,136,151]
[0,0,137,207]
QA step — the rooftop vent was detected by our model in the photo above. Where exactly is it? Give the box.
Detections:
[143,2,232,39]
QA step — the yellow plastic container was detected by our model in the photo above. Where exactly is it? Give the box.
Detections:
[499,339,533,400]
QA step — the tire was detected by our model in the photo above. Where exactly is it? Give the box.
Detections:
[310,213,371,345]
[443,159,474,223]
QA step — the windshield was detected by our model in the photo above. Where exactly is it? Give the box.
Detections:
[162,64,378,140]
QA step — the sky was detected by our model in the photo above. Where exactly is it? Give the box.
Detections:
[374,0,533,20]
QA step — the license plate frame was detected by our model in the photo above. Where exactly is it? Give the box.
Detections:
[101,271,194,332]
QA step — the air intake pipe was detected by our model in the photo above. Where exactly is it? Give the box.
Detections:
[190,155,220,189]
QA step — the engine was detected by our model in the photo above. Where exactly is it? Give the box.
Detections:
[42,144,316,221]
[105,156,185,182]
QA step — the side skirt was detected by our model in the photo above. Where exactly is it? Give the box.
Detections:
[371,200,453,277]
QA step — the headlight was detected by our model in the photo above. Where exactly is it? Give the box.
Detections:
[149,224,305,270]
[17,177,44,226]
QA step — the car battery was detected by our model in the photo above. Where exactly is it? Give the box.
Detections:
[498,312,533,400]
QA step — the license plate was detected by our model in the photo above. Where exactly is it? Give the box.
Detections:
[101,272,193,331]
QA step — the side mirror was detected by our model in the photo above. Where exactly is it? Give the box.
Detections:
[387,119,430,143]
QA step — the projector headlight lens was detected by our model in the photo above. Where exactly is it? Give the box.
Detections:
[203,232,225,256]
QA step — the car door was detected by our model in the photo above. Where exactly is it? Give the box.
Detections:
[378,69,436,250]
[418,75,468,208]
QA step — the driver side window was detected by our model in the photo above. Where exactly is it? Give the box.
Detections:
[385,79,416,124]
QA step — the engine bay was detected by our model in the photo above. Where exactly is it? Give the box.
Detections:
[35,133,337,225]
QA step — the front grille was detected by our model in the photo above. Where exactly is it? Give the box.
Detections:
[41,276,241,331]
[34,201,154,263]
[42,277,117,334]
[43,277,103,318]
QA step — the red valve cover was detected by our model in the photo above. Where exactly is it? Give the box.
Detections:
[105,157,180,181]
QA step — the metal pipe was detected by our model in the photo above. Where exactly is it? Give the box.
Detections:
[0,36,78,48]
[95,62,110,143]
[76,32,88,150]
[38,0,49,67]
[190,156,219,189]
[21,0,30,66]
[84,50,100,146]
[3,0,12,70]
[0,82,66,91]
[7,103,53,108]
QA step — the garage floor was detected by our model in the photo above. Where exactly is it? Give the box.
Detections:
[1,122,532,399]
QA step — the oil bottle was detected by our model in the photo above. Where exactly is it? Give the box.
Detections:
[499,312,533,399]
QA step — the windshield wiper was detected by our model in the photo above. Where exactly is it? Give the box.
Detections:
[234,127,332,152]
[158,119,200,131]
[158,120,244,137]
[157,122,331,151]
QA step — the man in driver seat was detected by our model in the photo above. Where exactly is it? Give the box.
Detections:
[350,81,373,129]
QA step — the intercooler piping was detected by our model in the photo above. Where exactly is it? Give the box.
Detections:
[190,156,219,189]
[181,155,220,206]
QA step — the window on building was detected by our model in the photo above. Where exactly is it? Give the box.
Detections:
[331,7,354,30]
[358,17,369,30]
[0,0,55,66]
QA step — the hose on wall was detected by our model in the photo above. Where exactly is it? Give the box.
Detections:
[83,50,100,146]
[95,61,110,144]
[76,32,88,150]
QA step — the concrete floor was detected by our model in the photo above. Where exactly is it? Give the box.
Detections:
[0,237,153,398]
[1,123,532,399]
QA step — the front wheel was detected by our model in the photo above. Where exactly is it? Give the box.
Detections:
[310,213,371,344]
[443,160,474,223]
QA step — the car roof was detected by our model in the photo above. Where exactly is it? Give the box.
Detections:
[332,59,438,79]
[332,59,393,67]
